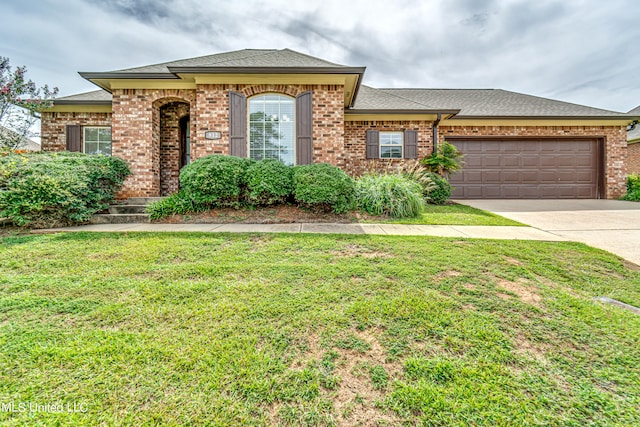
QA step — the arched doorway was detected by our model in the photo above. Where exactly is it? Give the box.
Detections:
[156,100,190,196]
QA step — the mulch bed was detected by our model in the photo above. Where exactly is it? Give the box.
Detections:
[153,204,381,224]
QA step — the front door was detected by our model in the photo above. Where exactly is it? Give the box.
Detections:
[180,116,190,169]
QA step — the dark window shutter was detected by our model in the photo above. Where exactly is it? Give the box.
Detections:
[366,130,379,159]
[296,91,313,165]
[404,130,418,159]
[66,125,82,152]
[229,91,247,157]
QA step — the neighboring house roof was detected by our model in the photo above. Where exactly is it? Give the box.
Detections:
[0,126,40,151]
[628,105,640,143]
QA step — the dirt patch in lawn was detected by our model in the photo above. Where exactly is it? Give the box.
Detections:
[330,244,393,259]
[496,278,543,308]
[513,333,550,362]
[154,205,377,224]
[330,329,402,427]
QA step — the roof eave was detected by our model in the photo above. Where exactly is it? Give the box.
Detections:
[451,115,637,120]
[53,100,112,106]
[167,66,366,75]
[78,72,181,79]
[346,109,460,115]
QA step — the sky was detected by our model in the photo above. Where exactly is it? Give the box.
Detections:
[1,0,639,113]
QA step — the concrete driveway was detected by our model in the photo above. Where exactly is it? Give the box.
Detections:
[458,199,640,265]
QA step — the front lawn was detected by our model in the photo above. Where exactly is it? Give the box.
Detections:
[374,203,524,226]
[1,233,638,426]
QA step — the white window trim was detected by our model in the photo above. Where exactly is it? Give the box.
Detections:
[380,131,403,159]
[247,93,296,165]
[83,126,112,155]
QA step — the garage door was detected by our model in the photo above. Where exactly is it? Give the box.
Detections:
[449,139,600,199]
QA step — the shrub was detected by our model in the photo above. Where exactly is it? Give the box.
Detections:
[145,191,208,220]
[0,152,130,228]
[292,163,355,213]
[420,141,463,177]
[245,159,293,206]
[179,155,253,207]
[622,174,640,201]
[423,172,451,205]
[356,174,425,218]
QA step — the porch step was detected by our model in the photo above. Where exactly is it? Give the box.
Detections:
[89,197,163,224]
[89,213,150,224]
[108,205,147,214]
[120,197,164,205]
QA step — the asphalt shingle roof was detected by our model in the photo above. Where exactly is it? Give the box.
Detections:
[378,88,629,117]
[60,49,635,119]
[108,49,352,74]
[55,90,112,103]
[350,85,443,111]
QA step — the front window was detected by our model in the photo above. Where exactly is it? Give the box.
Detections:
[84,127,112,155]
[380,131,403,159]
[249,94,295,165]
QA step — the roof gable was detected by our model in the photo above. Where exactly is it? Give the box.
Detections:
[110,49,351,74]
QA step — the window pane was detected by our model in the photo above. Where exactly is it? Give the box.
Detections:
[98,142,112,156]
[98,128,111,142]
[84,142,98,154]
[84,127,98,143]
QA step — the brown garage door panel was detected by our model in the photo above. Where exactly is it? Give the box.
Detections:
[450,139,599,199]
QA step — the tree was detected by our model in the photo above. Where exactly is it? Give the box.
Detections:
[0,57,58,150]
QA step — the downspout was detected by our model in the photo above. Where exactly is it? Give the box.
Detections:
[432,113,442,154]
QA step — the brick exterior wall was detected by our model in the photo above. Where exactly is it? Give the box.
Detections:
[40,112,112,151]
[41,91,629,199]
[193,84,344,166]
[112,89,197,198]
[628,142,640,175]
[343,120,433,175]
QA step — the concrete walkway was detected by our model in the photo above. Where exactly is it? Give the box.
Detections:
[459,199,640,265]
[32,222,566,241]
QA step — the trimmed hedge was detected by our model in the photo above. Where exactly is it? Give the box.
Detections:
[179,155,254,207]
[292,163,355,213]
[245,159,293,205]
[423,172,451,205]
[622,174,640,201]
[356,174,425,218]
[0,152,130,228]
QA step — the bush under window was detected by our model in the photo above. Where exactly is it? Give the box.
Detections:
[0,151,130,228]
[179,155,254,207]
[245,158,294,205]
[292,163,355,214]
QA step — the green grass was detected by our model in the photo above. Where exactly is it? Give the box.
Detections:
[1,232,639,426]
[369,203,525,226]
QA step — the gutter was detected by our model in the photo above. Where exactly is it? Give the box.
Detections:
[432,113,442,154]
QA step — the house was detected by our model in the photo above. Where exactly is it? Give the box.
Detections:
[0,125,41,151]
[627,105,640,174]
[41,48,637,199]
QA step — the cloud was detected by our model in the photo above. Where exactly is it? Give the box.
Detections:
[0,0,638,111]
